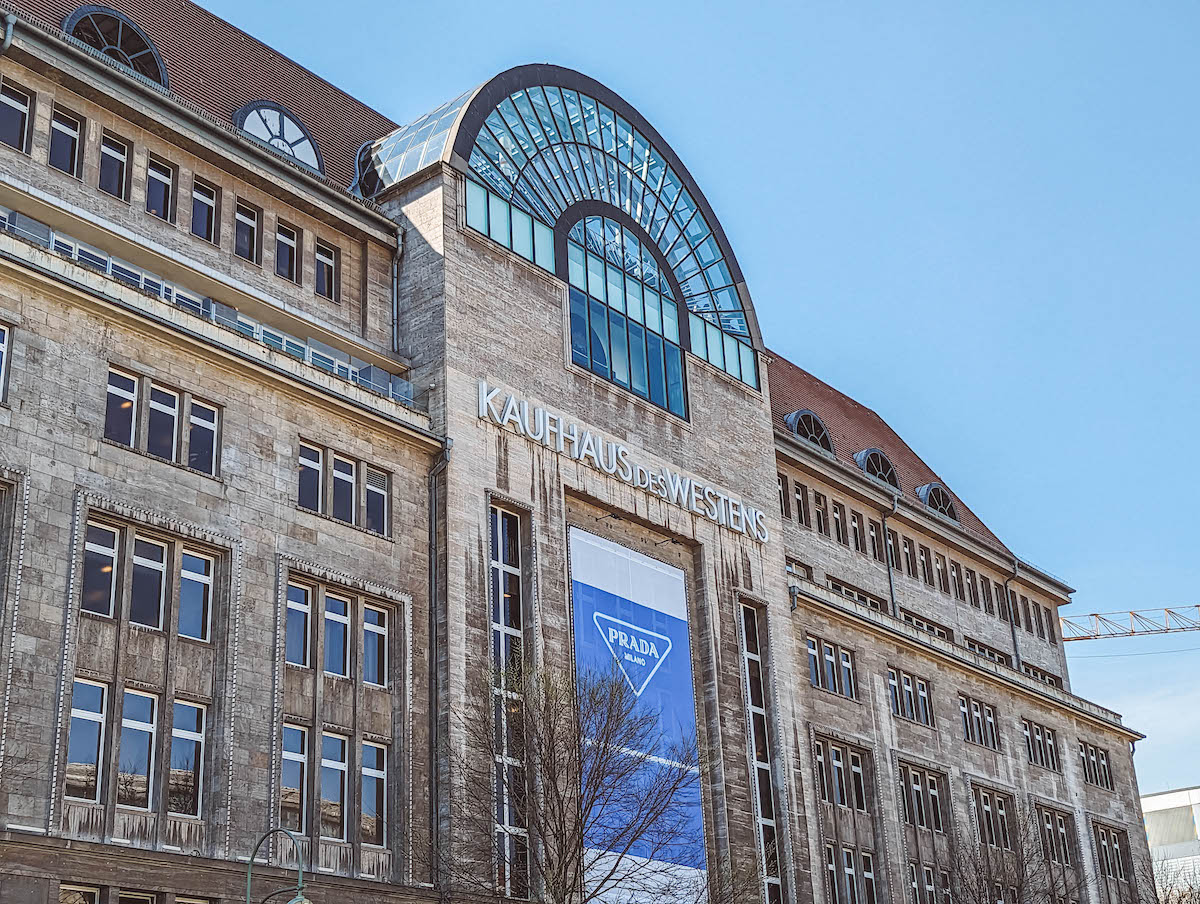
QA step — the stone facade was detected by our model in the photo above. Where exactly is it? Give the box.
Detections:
[0,9,1150,904]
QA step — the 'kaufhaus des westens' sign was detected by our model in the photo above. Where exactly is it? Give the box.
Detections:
[478,380,770,543]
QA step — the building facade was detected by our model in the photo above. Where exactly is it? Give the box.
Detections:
[0,3,1150,903]
[1143,788,1200,889]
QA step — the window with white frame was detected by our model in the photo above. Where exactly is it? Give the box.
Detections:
[965,636,1012,667]
[280,724,307,832]
[959,694,999,749]
[1079,740,1115,790]
[178,550,213,642]
[285,582,311,667]
[901,609,951,641]
[60,887,101,904]
[99,135,129,198]
[129,536,168,629]
[332,455,356,524]
[815,737,872,812]
[235,202,259,262]
[298,443,323,512]
[739,604,782,904]
[1022,719,1061,772]
[808,634,857,699]
[0,82,31,151]
[169,701,205,817]
[191,178,217,243]
[0,323,8,399]
[1096,826,1127,880]
[324,594,350,677]
[888,668,934,727]
[66,680,106,802]
[276,223,299,282]
[826,844,840,904]
[105,368,138,445]
[862,854,878,904]
[146,384,179,460]
[365,466,389,535]
[362,742,386,847]
[49,109,82,175]
[1038,805,1074,866]
[843,847,860,904]
[899,763,946,833]
[81,522,120,617]
[104,369,220,473]
[973,786,1013,851]
[146,158,174,220]
[320,732,348,840]
[117,690,157,810]
[315,240,337,299]
[188,400,219,475]
[363,604,388,686]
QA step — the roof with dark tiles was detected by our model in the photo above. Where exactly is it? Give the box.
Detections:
[767,349,1011,556]
[9,0,397,189]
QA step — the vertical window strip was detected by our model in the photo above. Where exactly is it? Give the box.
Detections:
[740,605,781,903]
[320,732,348,840]
[362,742,386,846]
[363,604,388,686]
[168,700,204,816]
[187,400,219,475]
[105,367,138,446]
[66,680,106,802]
[281,724,307,832]
[117,690,157,810]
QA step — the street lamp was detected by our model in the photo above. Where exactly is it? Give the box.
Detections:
[245,827,312,904]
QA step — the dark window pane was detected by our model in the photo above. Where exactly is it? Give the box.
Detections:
[285,605,308,666]
[280,759,303,830]
[66,716,102,800]
[364,628,385,685]
[81,548,116,615]
[117,724,153,808]
[168,736,201,815]
[608,309,629,387]
[129,559,164,628]
[49,117,79,174]
[332,475,354,523]
[569,287,590,366]
[0,92,26,150]
[646,333,666,408]
[105,393,134,445]
[188,419,216,474]
[366,491,386,534]
[665,342,686,416]
[178,572,209,641]
[628,321,648,397]
[147,406,175,460]
[588,298,609,379]
[362,773,384,845]
[320,764,345,838]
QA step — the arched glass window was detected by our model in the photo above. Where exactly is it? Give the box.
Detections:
[234,102,324,174]
[566,215,686,417]
[918,483,958,521]
[785,409,833,454]
[65,6,167,87]
[856,448,899,490]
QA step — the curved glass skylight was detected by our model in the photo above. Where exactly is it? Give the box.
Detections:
[356,90,473,196]
[234,101,323,173]
[856,448,899,490]
[65,6,167,87]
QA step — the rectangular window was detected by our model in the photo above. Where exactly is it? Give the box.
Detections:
[1045,606,1057,643]
[191,178,218,242]
[332,455,356,524]
[862,855,877,904]
[363,466,389,536]
[363,604,387,686]
[830,745,847,806]
[285,583,311,667]
[178,550,213,641]
[813,492,829,536]
[815,740,829,802]
[928,775,943,832]
[887,530,898,569]
[849,751,867,811]
[980,578,994,615]
[795,483,810,527]
[129,536,167,629]
[276,223,298,281]
[808,638,820,687]
[0,323,8,399]
[105,368,138,445]
[169,701,204,816]
[281,724,307,832]
[49,109,82,175]
[843,848,860,904]
[234,202,259,262]
[315,241,337,299]
[0,82,30,151]
[146,384,179,461]
[959,694,1000,748]
[146,158,174,220]
[320,732,348,840]
[919,546,933,585]
[827,845,840,904]
[833,503,848,545]
[903,538,917,577]
[362,742,386,846]
[851,512,864,552]
[66,680,106,801]
[935,554,949,593]
[777,474,790,519]
[740,604,782,904]
[298,443,323,511]
[188,400,219,475]
[324,594,350,677]
[949,562,965,600]
[81,522,119,617]
[840,649,856,700]
[61,887,101,904]
[823,642,838,692]
[117,690,156,809]
[99,135,129,199]
[868,521,883,561]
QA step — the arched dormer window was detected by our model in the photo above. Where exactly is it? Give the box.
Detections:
[64,6,168,87]
[855,448,899,490]
[234,101,324,174]
[784,409,833,455]
[918,483,958,521]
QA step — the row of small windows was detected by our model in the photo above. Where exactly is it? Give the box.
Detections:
[284,580,390,686]
[0,79,342,300]
[279,725,387,845]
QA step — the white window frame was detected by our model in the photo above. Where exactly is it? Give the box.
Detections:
[235,202,259,261]
[50,109,81,174]
[66,679,107,803]
[0,323,8,397]
[82,521,120,618]
[363,603,388,687]
[285,582,311,667]
[191,179,217,242]
[315,240,337,299]
[928,774,943,832]
[298,443,323,512]
[365,466,389,535]
[996,795,1011,849]
[324,593,350,678]
[59,887,101,904]
[916,679,932,726]
[99,135,128,197]
[169,699,205,816]
[0,83,30,150]
[130,536,168,630]
[320,731,349,841]
[362,741,387,847]
[739,604,781,904]
[830,745,847,807]
[839,649,855,699]
[146,157,174,219]
[178,550,213,642]
[843,847,860,904]
[332,455,356,524]
[106,367,139,446]
[849,751,866,811]
[118,689,157,811]
[188,399,219,475]
[147,383,180,461]
[862,854,877,904]
[281,724,308,833]
[276,223,298,281]
[827,844,840,904]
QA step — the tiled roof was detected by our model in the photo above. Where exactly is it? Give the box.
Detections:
[8,0,397,189]
[767,350,1011,556]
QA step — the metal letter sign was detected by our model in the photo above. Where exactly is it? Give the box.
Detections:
[569,527,706,898]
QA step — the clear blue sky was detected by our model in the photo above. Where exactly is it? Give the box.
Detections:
[201,0,1200,794]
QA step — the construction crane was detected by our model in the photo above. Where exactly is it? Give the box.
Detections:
[1060,606,1200,641]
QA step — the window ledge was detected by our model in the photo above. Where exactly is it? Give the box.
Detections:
[295,505,394,543]
[99,437,223,483]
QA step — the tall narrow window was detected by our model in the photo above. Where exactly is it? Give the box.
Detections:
[81,522,119,617]
[146,158,174,220]
[490,504,528,897]
[365,467,389,535]
[849,751,867,811]
[851,513,864,552]
[795,483,810,527]
[823,642,838,692]
[843,848,860,904]
[0,83,30,151]
[362,742,386,846]
[813,492,829,536]
[363,605,387,686]
[146,384,179,460]
[827,845,840,904]
[285,583,311,667]
[188,401,219,475]
[324,594,349,677]
[320,733,348,840]
[191,179,217,242]
[280,725,307,831]
[178,551,212,641]
[740,605,782,904]
[315,241,337,299]
[332,456,356,524]
[833,503,847,545]
[99,135,128,198]
[831,745,847,806]
[235,203,259,262]
[117,690,156,809]
[862,855,877,904]
[105,368,138,445]
[168,701,204,816]
[0,323,8,398]
[49,110,81,175]
[129,537,167,629]
[928,775,943,831]
[808,638,820,686]
[276,223,298,281]
[840,649,856,699]
[815,740,829,802]
[298,443,322,511]
[66,680,106,801]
